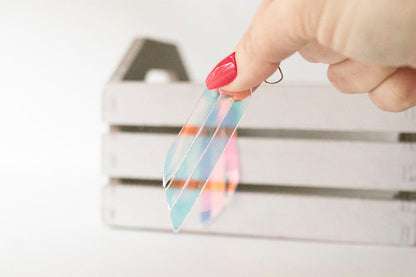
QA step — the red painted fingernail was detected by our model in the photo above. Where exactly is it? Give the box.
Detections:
[205,52,237,89]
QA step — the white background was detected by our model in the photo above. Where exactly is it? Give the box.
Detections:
[0,0,414,276]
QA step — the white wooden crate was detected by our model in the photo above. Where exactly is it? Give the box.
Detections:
[102,39,416,246]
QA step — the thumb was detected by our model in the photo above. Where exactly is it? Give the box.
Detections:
[205,0,324,94]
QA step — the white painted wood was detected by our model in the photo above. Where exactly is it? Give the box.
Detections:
[102,184,416,246]
[102,133,416,191]
[102,82,416,132]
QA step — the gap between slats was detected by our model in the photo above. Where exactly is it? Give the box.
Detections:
[110,178,416,201]
[110,125,416,143]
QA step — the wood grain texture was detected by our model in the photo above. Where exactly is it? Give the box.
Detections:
[103,83,416,132]
[102,133,416,191]
[103,184,416,246]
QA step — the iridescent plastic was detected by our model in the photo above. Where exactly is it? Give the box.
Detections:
[163,88,251,231]
[200,132,239,223]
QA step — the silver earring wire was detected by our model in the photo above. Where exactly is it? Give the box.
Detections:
[264,66,283,84]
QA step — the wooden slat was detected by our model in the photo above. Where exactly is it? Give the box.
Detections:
[102,133,416,191]
[103,82,416,132]
[102,184,416,246]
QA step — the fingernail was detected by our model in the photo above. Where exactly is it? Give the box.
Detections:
[205,52,237,89]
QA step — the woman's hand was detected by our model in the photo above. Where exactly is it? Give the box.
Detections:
[205,0,416,112]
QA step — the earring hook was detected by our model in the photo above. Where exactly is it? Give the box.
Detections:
[264,66,283,84]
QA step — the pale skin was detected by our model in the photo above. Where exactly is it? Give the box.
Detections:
[223,0,416,112]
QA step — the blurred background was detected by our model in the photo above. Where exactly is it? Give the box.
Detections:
[0,0,414,276]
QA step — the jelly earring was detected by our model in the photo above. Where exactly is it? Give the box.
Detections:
[163,66,284,231]
[163,88,252,231]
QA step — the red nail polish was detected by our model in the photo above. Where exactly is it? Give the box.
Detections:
[205,52,237,89]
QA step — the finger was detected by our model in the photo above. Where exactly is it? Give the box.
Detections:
[368,67,416,112]
[316,0,416,67]
[219,0,326,92]
[299,40,345,64]
[208,0,416,94]
[327,59,397,94]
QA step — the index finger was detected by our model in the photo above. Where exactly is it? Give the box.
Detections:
[221,0,325,92]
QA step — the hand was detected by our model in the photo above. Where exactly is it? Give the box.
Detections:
[205,0,416,112]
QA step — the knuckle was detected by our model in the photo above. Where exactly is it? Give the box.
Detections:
[327,66,354,94]
[326,66,338,85]
[327,65,373,94]
[368,94,392,112]
[368,92,409,112]
[299,49,318,63]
